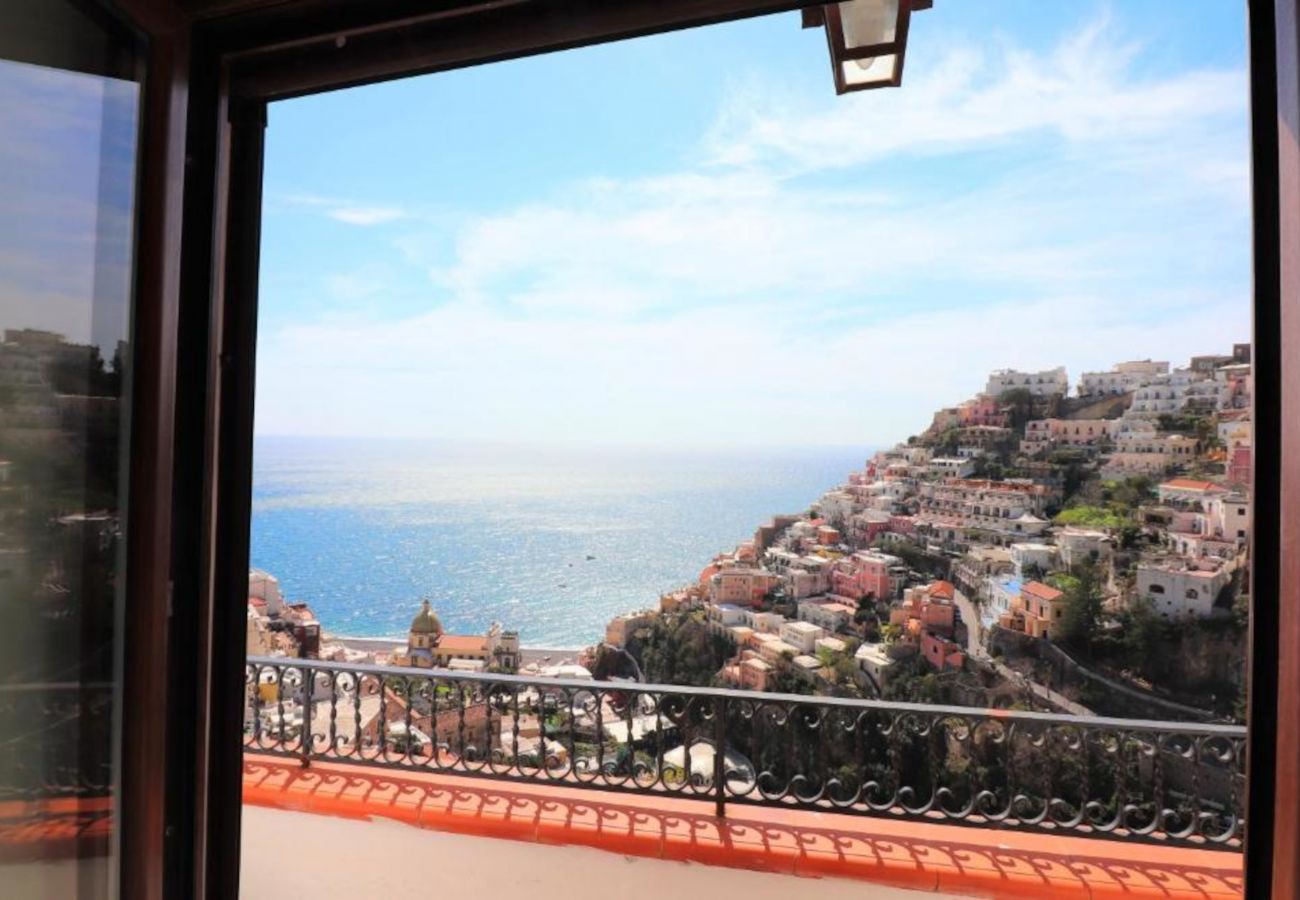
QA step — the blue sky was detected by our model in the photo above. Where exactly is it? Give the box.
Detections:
[256,2,1251,448]
[0,61,138,354]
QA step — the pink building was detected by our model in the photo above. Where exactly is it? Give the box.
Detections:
[737,655,772,691]
[1021,418,1113,453]
[887,515,919,538]
[889,582,956,637]
[922,605,954,637]
[1227,445,1252,487]
[922,633,965,671]
[709,566,779,608]
[816,525,842,545]
[829,551,895,600]
[856,517,890,545]
[957,395,1009,428]
[920,581,956,635]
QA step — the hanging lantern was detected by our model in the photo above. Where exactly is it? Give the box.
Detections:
[812,0,931,94]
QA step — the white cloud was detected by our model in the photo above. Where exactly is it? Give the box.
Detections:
[269,194,408,226]
[256,15,1251,448]
[704,15,1247,175]
[327,206,405,226]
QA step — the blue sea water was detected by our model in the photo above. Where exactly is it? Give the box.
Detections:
[250,437,868,647]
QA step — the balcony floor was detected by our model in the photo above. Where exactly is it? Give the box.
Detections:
[241,804,952,899]
[240,755,1243,899]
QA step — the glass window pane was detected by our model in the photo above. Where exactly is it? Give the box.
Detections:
[0,3,140,897]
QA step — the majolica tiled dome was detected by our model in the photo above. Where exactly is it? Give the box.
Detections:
[409,599,443,635]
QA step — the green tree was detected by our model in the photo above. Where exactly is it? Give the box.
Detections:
[1117,523,1143,550]
[998,388,1035,434]
[853,592,877,630]
[1022,562,1048,583]
[1117,598,1170,679]
[935,429,961,456]
[1058,560,1104,652]
[878,538,948,578]
[1105,475,1155,510]
[1054,506,1127,530]
[768,665,815,696]
[628,616,735,687]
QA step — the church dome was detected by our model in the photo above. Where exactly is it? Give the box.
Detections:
[409,599,443,636]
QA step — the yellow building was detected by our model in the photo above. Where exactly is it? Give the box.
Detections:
[1019,581,1067,639]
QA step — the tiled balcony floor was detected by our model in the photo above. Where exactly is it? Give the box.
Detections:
[241,804,956,899]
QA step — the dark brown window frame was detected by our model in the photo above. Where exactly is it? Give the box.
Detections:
[107,1,1300,897]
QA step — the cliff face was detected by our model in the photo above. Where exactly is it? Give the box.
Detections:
[990,623,1246,722]
[1061,393,1133,421]
[1163,627,1246,693]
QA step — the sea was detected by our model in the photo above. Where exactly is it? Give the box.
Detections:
[250,437,869,648]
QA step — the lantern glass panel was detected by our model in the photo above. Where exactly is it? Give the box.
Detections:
[841,54,899,87]
[838,0,901,50]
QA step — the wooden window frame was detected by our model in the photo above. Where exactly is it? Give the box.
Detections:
[105,1,1300,897]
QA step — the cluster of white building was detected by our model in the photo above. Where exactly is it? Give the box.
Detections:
[914,478,1053,543]
[1077,359,1170,397]
[985,366,1070,398]
[1002,354,1253,487]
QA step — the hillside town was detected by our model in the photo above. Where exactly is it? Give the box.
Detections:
[598,346,1252,722]
[242,344,1252,724]
[236,345,1251,809]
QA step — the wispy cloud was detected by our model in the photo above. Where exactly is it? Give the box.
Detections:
[272,193,407,226]
[256,14,1251,447]
[327,206,406,226]
[705,15,1246,174]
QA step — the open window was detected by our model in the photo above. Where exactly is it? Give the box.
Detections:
[2,1,1299,898]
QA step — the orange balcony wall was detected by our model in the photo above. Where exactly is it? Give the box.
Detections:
[241,754,1242,899]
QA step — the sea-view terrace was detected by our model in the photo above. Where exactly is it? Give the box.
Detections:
[218,656,1245,897]
[4,0,1297,898]
[0,662,1248,897]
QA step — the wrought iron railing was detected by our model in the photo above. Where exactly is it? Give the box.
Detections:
[0,681,115,801]
[244,656,1246,849]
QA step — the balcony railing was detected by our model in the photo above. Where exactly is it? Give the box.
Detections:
[0,682,115,801]
[244,656,1246,850]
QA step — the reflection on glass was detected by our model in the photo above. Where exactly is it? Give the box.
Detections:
[0,16,139,899]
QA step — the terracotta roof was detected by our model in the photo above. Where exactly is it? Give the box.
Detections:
[1022,581,1064,602]
[1161,478,1219,492]
[437,634,488,653]
[285,603,318,624]
[927,580,955,600]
